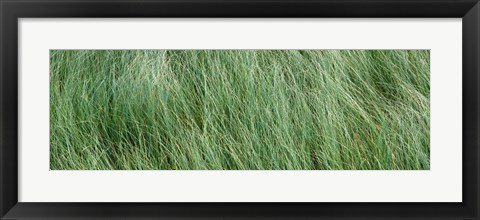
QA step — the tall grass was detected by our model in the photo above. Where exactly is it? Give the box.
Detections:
[50,50,430,170]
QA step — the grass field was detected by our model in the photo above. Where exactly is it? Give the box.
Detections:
[50,50,430,170]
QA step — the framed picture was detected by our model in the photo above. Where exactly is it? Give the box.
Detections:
[1,0,479,219]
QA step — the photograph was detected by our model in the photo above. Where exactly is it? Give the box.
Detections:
[49,50,430,170]
[4,0,479,218]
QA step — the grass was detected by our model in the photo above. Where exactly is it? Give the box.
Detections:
[50,50,430,170]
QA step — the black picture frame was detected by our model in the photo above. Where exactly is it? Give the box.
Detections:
[1,0,479,219]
